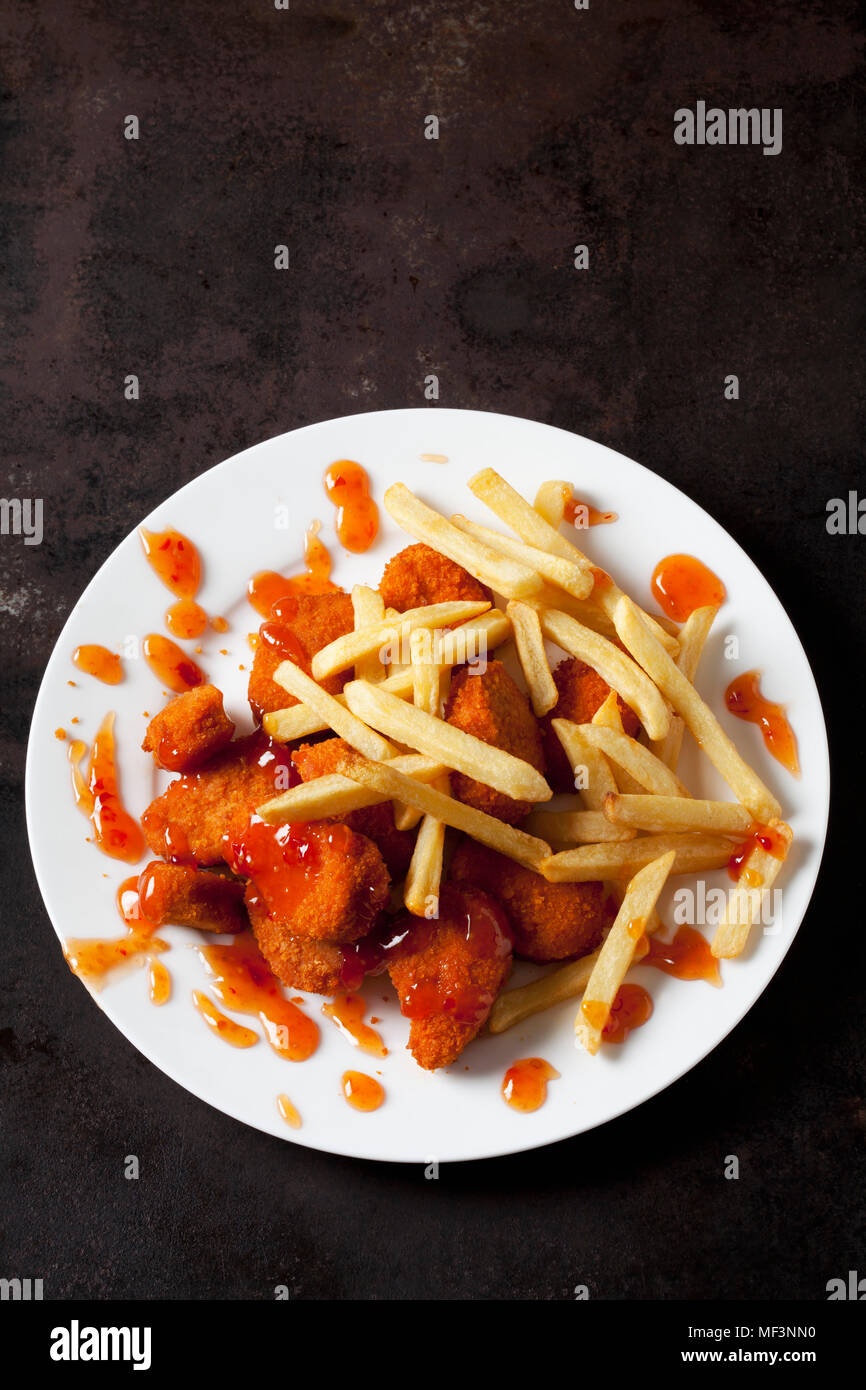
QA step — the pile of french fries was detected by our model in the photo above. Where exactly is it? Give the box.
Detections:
[256,468,793,1058]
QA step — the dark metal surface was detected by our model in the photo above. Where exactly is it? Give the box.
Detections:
[2,0,863,1299]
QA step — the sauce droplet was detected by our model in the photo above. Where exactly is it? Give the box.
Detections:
[563,488,618,528]
[165,598,208,640]
[341,1070,385,1112]
[72,645,124,685]
[323,460,379,553]
[196,934,319,1061]
[192,990,258,1047]
[276,1094,302,1129]
[724,670,799,777]
[68,714,145,863]
[248,521,339,617]
[148,959,172,1005]
[601,984,653,1044]
[322,994,388,1057]
[727,823,788,883]
[644,926,721,986]
[651,554,726,622]
[142,634,205,693]
[581,998,610,1031]
[501,1057,560,1112]
[139,527,202,599]
[63,927,168,986]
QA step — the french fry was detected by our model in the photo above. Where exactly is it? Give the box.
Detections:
[263,610,512,742]
[384,482,543,598]
[333,753,551,869]
[568,723,691,797]
[272,660,395,762]
[452,515,593,598]
[533,479,570,526]
[711,820,793,959]
[352,585,386,682]
[256,753,445,823]
[537,608,671,741]
[399,649,450,832]
[404,799,448,915]
[575,850,676,1053]
[524,808,636,844]
[507,601,558,716]
[343,679,552,804]
[541,833,735,882]
[488,934,651,1034]
[311,598,490,682]
[553,720,618,811]
[592,691,644,794]
[651,604,718,769]
[604,793,755,836]
[614,596,781,822]
[468,467,678,653]
[410,629,444,716]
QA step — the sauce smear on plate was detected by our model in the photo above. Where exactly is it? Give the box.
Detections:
[501,1057,560,1112]
[323,460,379,553]
[724,670,800,776]
[651,554,726,622]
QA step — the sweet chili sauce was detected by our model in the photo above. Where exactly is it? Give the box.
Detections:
[139,527,202,598]
[562,487,618,528]
[651,554,726,622]
[323,460,379,553]
[644,926,721,986]
[727,823,789,885]
[724,670,800,777]
[322,994,387,1057]
[248,521,339,618]
[601,984,653,1043]
[148,960,171,1005]
[63,929,169,986]
[276,1094,302,1129]
[390,889,513,1025]
[72,645,123,685]
[165,598,208,640]
[341,1071,385,1112]
[68,713,145,863]
[192,990,259,1047]
[501,1058,560,1112]
[142,634,205,693]
[195,934,319,1062]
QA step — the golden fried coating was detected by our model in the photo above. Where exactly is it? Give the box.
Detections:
[141,684,235,772]
[292,737,415,878]
[245,889,348,994]
[141,732,293,866]
[138,861,248,934]
[449,839,612,962]
[387,887,513,1071]
[443,660,545,824]
[230,816,390,944]
[248,591,355,719]
[379,542,492,611]
[541,656,642,793]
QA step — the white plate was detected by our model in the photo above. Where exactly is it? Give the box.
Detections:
[26,409,829,1163]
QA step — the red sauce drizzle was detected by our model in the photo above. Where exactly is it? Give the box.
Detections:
[165,598,208,640]
[142,633,205,693]
[341,1071,385,1112]
[68,714,145,863]
[322,994,387,1057]
[248,522,339,618]
[724,670,799,777]
[192,990,258,1047]
[727,823,788,884]
[323,460,380,553]
[195,934,319,1061]
[139,527,202,599]
[501,1057,560,1112]
[72,645,123,685]
[651,554,726,622]
[601,984,653,1043]
[645,926,721,986]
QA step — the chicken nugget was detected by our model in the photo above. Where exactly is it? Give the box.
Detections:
[387,886,513,1070]
[141,732,295,866]
[292,737,415,877]
[450,839,612,962]
[248,591,354,719]
[541,656,642,793]
[229,814,390,944]
[142,684,235,772]
[138,861,248,934]
[245,889,349,994]
[443,660,545,824]
[379,542,492,611]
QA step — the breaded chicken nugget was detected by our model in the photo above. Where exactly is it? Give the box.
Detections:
[138,861,248,934]
[292,737,415,877]
[443,660,545,824]
[141,732,294,866]
[229,815,390,944]
[142,684,235,772]
[379,542,492,611]
[245,889,349,994]
[449,839,612,962]
[541,656,642,793]
[387,886,513,1070]
[248,591,354,719]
